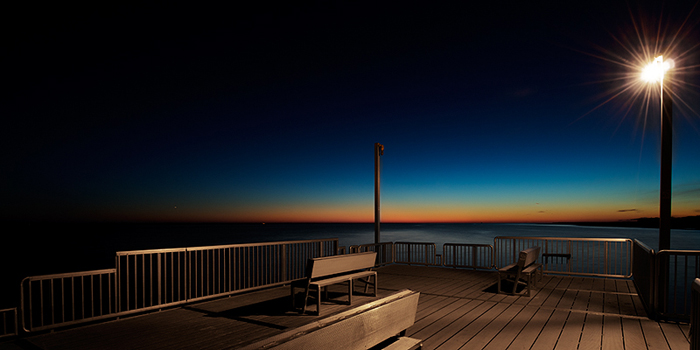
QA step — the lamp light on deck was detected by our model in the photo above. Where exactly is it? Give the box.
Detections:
[641,55,673,251]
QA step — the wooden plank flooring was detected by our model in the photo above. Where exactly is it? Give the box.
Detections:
[6,265,690,350]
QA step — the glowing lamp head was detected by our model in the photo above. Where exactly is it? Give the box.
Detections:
[641,55,673,83]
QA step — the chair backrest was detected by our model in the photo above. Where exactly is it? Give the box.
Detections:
[516,246,541,268]
[307,252,377,279]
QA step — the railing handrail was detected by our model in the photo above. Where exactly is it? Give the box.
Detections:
[657,249,700,255]
[115,238,339,256]
[21,268,117,281]
[394,241,439,245]
[444,242,492,247]
[495,236,631,242]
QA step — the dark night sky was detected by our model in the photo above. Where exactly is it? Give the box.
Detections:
[3,1,700,223]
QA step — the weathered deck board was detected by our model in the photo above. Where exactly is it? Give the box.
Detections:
[578,314,603,350]
[11,265,691,350]
[601,315,624,350]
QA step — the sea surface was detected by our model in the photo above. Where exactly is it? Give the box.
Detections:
[2,222,699,309]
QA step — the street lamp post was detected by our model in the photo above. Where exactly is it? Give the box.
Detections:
[374,143,384,244]
[642,56,673,251]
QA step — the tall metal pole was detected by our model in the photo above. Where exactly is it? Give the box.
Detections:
[374,143,384,244]
[659,81,672,251]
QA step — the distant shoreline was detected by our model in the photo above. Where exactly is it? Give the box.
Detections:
[548,215,700,230]
[4,217,700,230]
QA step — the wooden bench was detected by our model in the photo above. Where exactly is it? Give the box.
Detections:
[497,246,542,297]
[243,289,422,350]
[291,252,378,315]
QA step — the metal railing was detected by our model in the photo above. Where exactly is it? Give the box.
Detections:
[494,236,632,278]
[349,242,395,266]
[116,248,188,314]
[21,269,117,332]
[692,279,700,350]
[21,238,338,332]
[394,242,440,266]
[0,308,17,339]
[632,240,656,318]
[116,239,337,311]
[442,243,493,269]
[656,250,700,320]
[18,235,700,330]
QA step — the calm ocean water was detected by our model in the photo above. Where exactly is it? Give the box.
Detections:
[2,222,699,308]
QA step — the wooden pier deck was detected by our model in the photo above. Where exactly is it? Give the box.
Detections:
[6,265,690,350]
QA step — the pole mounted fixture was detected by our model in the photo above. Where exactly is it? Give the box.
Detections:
[375,143,384,244]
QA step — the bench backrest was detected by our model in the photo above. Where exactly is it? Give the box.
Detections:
[516,246,541,269]
[307,252,377,279]
[242,289,420,350]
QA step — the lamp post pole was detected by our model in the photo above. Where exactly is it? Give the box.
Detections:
[659,79,672,251]
[643,55,673,251]
[374,143,384,244]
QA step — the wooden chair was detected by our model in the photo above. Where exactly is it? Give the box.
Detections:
[497,246,542,297]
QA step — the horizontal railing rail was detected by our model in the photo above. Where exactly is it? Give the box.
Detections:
[442,243,494,269]
[655,250,700,321]
[394,242,440,266]
[494,236,632,278]
[21,269,117,332]
[21,238,338,332]
[348,242,395,266]
[0,308,18,339]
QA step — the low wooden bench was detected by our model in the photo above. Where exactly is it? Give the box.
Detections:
[243,289,422,350]
[497,246,542,297]
[291,252,378,315]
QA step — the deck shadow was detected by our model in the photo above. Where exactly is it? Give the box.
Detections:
[185,296,295,330]
[483,281,527,294]
[184,289,367,329]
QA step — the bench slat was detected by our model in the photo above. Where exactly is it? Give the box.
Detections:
[312,271,376,288]
[309,252,376,278]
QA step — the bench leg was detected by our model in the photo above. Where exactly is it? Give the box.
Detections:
[348,280,353,305]
[373,274,377,296]
[317,286,322,315]
[354,275,377,296]
[512,271,521,294]
[302,286,311,314]
[526,273,531,297]
[291,284,296,309]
